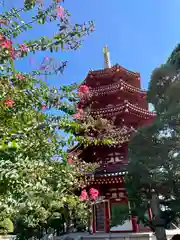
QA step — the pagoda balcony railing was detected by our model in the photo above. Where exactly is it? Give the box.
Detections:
[90,101,156,117]
[88,78,146,97]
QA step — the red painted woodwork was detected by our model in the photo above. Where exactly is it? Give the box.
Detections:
[132,216,139,232]
[70,63,155,233]
[148,208,153,220]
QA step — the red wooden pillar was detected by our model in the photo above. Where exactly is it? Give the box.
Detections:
[148,208,153,220]
[131,216,139,232]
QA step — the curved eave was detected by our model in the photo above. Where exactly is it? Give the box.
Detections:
[90,101,156,119]
[67,132,133,158]
[68,144,82,155]
[86,168,128,179]
[86,78,146,98]
[84,64,140,82]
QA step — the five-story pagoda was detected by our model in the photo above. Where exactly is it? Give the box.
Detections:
[70,46,155,233]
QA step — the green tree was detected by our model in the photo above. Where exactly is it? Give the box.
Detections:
[0,0,100,239]
[126,45,180,240]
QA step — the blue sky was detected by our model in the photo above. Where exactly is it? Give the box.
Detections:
[64,0,180,90]
[5,0,180,90]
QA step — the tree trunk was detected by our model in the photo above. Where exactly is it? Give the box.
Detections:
[150,190,167,240]
[66,217,71,233]
[88,213,93,234]
[66,207,71,233]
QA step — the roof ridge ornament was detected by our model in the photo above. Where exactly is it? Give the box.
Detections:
[103,45,111,69]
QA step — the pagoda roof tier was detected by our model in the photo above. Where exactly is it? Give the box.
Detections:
[85,163,128,180]
[86,175,125,185]
[95,162,128,175]
[90,100,155,119]
[85,64,140,82]
[85,125,135,146]
[88,78,146,98]
[71,126,135,153]
[107,125,135,137]
[84,65,140,88]
[85,135,131,146]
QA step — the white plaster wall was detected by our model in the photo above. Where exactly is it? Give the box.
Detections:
[110,220,133,231]
[56,230,180,240]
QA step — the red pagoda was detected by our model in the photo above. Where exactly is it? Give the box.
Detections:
[70,46,155,233]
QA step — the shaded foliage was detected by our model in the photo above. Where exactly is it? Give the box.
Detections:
[0,0,101,239]
[126,44,180,239]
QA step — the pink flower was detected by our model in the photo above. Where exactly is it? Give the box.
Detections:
[1,39,15,59]
[19,44,28,52]
[80,190,88,201]
[44,56,50,60]
[89,188,99,200]
[10,48,15,59]
[73,109,83,119]
[16,73,25,80]
[68,158,73,165]
[14,50,22,59]
[41,104,47,110]
[9,48,15,60]
[78,85,89,94]
[40,65,46,70]
[0,19,8,25]
[56,5,64,18]
[0,34,5,41]
[36,0,43,3]
[90,23,95,32]
[4,99,15,108]
[73,113,81,119]
[1,40,12,49]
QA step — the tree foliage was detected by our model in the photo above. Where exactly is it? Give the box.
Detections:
[126,44,180,238]
[0,0,99,239]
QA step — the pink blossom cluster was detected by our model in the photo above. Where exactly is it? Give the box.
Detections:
[73,108,83,120]
[78,85,89,94]
[56,0,64,19]
[68,158,73,164]
[73,85,90,119]
[41,104,47,110]
[3,99,15,108]
[0,33,29,60]
[78,84,89,98]
[56,5,64,18]
[19,44,28,52]
[80,188,99,201]
[16,73,25,81]
[0,34,15,59]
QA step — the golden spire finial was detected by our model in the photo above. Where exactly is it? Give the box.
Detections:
[103,45,111,68]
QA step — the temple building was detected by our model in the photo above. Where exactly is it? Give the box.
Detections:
[70,46,156,233]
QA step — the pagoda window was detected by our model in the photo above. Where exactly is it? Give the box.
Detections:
[119,192,125,198]
[109,188,117,192]
[112,192,117,198]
